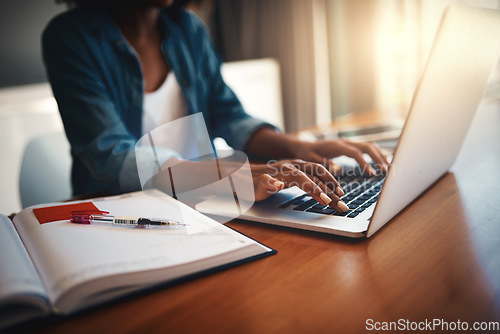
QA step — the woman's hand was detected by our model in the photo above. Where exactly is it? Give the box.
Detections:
[151,156,349,211]
[251,159,349,212]
[295,139,390,176]
[246,128,390,177]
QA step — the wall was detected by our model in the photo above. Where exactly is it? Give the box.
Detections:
[0,0,64,87]
[0,0,65,214]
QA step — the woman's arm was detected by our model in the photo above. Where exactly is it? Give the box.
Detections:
[246,127,389,175]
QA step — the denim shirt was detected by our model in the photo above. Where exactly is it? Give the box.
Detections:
[42,7,270,196]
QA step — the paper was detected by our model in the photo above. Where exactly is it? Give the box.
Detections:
[33,202,99,225]
[13,190,269,312]
[0,215,48,304]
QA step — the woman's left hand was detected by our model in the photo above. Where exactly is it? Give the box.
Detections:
[294,139,390,176]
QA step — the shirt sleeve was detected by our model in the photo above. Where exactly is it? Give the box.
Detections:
[42,14,180,193]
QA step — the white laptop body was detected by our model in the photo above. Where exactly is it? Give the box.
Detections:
[197,6,500,238]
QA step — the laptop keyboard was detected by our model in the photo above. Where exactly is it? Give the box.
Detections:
[278,170,385,218]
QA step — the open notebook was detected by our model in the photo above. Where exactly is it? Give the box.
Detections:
[0,189,274,330]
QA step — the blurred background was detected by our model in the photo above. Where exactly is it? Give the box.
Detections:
[1,0,499,214]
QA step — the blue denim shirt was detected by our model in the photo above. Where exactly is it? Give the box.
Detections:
[43,7,270,196]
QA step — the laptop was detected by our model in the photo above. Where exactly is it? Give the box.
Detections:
[196,5,500,238]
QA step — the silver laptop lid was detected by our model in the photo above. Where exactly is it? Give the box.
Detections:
[367,5,500,237]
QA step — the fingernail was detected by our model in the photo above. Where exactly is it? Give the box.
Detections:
[273,180,284,188]
[337,200,350,212]
[335,186,344,197]
[320,193,332,205]
[369,166,376,175]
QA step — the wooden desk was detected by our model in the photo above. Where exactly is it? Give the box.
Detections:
[26,102,500,333]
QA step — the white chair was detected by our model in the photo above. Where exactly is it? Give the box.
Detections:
[0,83,64,213]
[19,132,72,208]
[221,58,284,131]
[214,58,284,153]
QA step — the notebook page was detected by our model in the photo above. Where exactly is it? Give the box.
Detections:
[13,190,266,312]
[0,214,50,328]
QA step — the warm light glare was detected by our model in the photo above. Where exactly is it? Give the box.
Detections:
[375,1,420,118]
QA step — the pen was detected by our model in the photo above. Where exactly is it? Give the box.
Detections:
[70,210,187,228]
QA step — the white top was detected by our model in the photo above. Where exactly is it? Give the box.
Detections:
[142,72,189,136]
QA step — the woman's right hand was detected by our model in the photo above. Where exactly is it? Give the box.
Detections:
[153,157,349,213]
[251,159,349,213]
